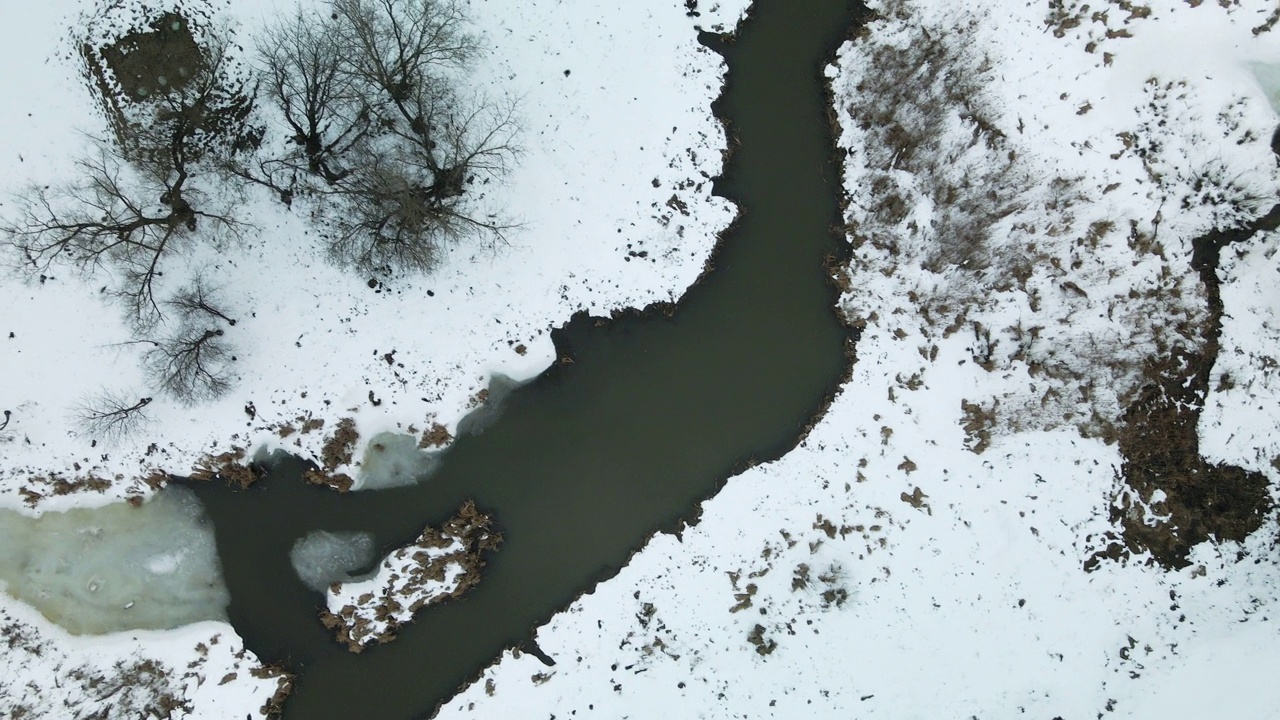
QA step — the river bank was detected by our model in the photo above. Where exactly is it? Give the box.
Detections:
[0,0,752,715]
[438,1,1280,718]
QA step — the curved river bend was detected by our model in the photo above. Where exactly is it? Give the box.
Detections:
[183,1,867,717]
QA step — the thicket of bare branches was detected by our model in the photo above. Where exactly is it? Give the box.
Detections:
[146,326,234,403]
[252,0,519,273]
[143,275,238,403]
[4,29,255,330]
[165,274,237,326]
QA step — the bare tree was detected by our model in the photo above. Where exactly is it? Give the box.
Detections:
[3,148,241,328]
[332,0,479,98]
[4,32,255,329]
[146,275,239,403]
[253,8,372,185]
[146,325,234,403]
[324,102,518,272]
[76,391,153,443]
[251,0,518,272]
[166,274,237,326]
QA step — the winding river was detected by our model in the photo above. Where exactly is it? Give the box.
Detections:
[182,1,866,717]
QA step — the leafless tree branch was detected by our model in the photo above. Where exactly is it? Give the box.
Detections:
[76,391,153,443]
[166,274,237,326]
[146,325,233,403]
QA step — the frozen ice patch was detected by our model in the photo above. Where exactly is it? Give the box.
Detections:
[144,550,185,575]
[1250,63,1280,115]
[0,486,228,634]
[356,432,441,490]
[456,373,524,437]
[289,530,376,593]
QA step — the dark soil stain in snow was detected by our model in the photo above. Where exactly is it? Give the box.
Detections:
[1087,202,1280,570]
[181,2,868,718]
[97,13,206,102]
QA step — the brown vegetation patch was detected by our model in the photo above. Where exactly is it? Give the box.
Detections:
[1087,349,1271,570]
[19,472,119,506]
[189,447,260,488]
[418,422,453,448]
[901,486,930,513]
[959,399,996,454]
[248,664,294,719]
[321,418,359,468]
[98,13,207,103]
[746,624,776,656]
[31,473,113,495]
[303,469,354,493]
[1088,218,1279,570]
[300,417,361,491]
[320,500,502,652]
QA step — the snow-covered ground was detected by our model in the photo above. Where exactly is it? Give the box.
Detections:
[0,0,744,512]
[438,1,1280,718]
[0,0,748,715]
[5,0,1280,717]
[1,597,290,719]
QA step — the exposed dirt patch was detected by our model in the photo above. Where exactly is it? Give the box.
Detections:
[1087,349,1272,570]
[97,12,207,102]
[1088,209,1280,570]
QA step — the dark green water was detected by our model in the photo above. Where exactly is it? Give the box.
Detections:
[182,1,865,717]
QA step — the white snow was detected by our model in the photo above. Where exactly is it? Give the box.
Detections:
[0,0,748,714]
[5,0,1280,717]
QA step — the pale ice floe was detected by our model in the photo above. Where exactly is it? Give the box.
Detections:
[0,486,227,636]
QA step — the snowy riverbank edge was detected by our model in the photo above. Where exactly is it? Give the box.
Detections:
[436,2,1280,718]
[0,0,752,716]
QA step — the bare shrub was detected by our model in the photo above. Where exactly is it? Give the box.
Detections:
[3,149,237,329]
[166,274,236,326]
[846,10,1028,284]
[324,122,518,273]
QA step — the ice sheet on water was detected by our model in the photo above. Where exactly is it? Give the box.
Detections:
[289,530,376,593]
[0,486,229,634]
[1250,63,1280,115]
[456,373,524,437]
[356,432,441,490]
